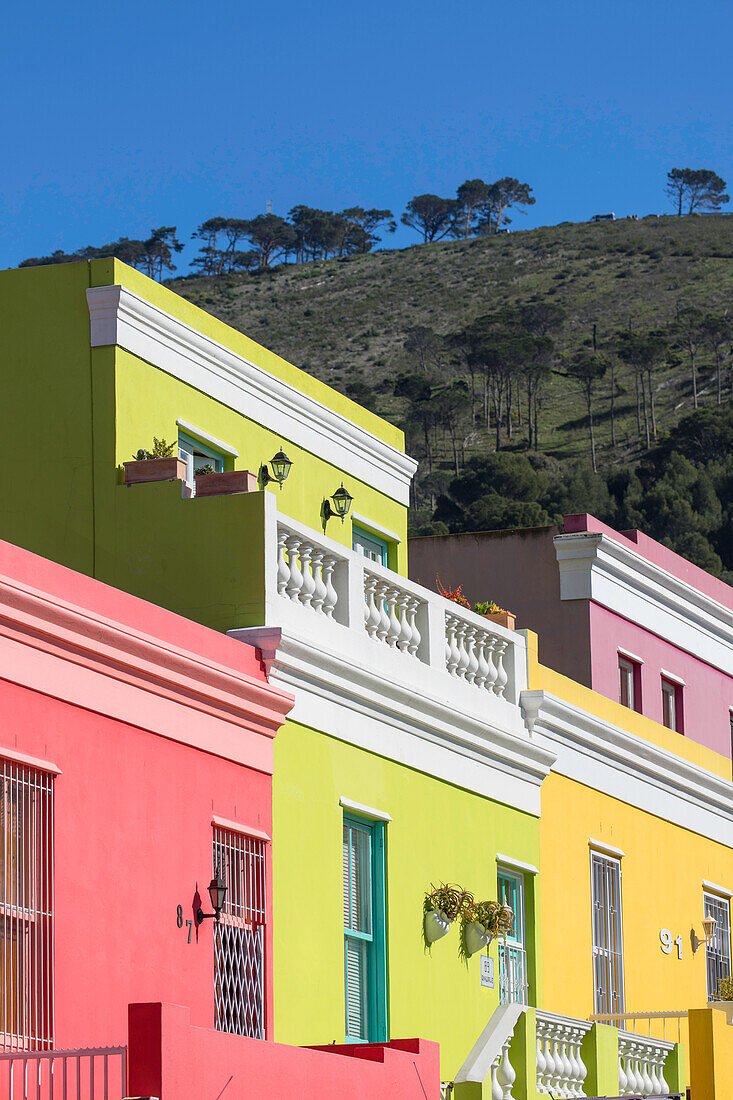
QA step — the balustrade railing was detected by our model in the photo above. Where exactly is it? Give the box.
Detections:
[0,1045,127,1100]
[535,1010,590,1097]
[274,515,522,704]
[617,1031,673,1097]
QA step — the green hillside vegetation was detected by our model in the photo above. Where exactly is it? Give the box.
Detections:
[165,214,733,579]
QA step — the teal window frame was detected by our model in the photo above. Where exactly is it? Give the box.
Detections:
[177,430,226,474]
[497,867,528,1005]
[343,814,388,1043]
[352,525,389,567]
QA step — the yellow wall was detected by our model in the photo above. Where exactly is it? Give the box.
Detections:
[272,718,541,1078]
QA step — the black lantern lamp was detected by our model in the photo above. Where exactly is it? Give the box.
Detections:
[196,868,227,924]
[261,446,292,490]
[324,483,354,523]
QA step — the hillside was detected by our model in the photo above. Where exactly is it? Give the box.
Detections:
[167,215,733,575]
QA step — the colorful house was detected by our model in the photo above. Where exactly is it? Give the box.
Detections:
[1,260,732,1096]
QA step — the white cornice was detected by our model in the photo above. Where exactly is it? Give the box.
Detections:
[554,532,733,675]
[87,285,417,506]
[521,688,733,847]
[230,623,556,817]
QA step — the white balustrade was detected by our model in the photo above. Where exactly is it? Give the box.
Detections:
[617,1032,672,1096]
[536,1011,590,1097]
[0,1045,127,1100]
[277,523,343,619]
[363,570,424,654]
[445,611,511,697]
[491,1036,517,1100]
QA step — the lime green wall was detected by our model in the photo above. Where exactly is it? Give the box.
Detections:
[0,262,96,572]
[272,719,541,1078]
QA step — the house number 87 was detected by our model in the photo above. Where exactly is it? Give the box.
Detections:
[660,928,683,958]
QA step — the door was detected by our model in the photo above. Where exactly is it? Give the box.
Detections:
[590,852,625,1014]
[497,868,528,1004]
[343,816,387,1042]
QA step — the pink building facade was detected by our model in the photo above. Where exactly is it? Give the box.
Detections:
[410,514,733,761]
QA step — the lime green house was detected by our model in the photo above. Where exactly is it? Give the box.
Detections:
[0,259,554,1082]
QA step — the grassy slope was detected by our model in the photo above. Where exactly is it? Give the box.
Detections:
[167,214,733,471]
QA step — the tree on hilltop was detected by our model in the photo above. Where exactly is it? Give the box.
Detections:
[401,194,456,242]
[453,180,491,238]
[665,168,729,216]
[478,178,536,232]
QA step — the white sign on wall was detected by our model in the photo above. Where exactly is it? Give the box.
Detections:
[480,955,495,989]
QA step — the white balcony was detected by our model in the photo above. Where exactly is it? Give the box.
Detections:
[229,494,555,813]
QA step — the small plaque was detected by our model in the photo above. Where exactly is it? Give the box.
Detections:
[480,955,494,989]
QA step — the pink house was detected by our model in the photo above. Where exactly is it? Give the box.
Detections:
[0,538,438,1099]
[409,514,733,760]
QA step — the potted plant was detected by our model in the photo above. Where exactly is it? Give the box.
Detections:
[423,883,469,945]
[123,438,187,485]
[194,465,258,496]
[436,576,471,609]
[461,898,516,959]
[472,601,516,631]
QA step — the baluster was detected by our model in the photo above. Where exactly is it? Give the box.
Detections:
[657,1050,669,1094]
[298,542,316,606]
[321,553,338,618]
[483,637,498,692]
[386,586,402,648]
[284,535,303,602]
[559,1027,573,1094]
[474,630,490,689]
[375,580,391,643]
[542,1034,555,1093]
[491,1062,503,1100]
[497,1039,516,1100]
[574,1028,588,1097]
[277,529,290,596]
[364,573,380,638]
[627,1049,640,1094]
[647,1050,662,1095]
[406,596,421,656]
[464,625,479,683]
[617,1048,628,1095]
[454,620,469,679]
[310,548,327,613]
[639,1047,654,1095]
[536,1031,547,1093]
[396,591,413,652]
[446,615,460,676]
[493,638,509,697]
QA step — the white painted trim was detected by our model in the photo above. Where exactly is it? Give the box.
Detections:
[0,745,61,776]
[588,838,626,859]
[521,689,733,848]
[495,854,539,876]
[176,418,239,457]
[339,797,393,823]
[87,285,417,506]
[211,815,271,842]
[618,648,644,665]
[350,512,402,545]
[660,669,686,687]
[454,1003,527,1084]
[703,879,733,899]
[554,531,733,678]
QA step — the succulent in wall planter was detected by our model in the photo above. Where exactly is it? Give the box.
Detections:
[460,899,515,959]
[423,883,470,946]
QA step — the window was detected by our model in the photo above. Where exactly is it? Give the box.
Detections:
[178,431,225,481]
[352,526,388,567]
[661,678,683,733]
[497,869,528,1005]
[590,852,625,1014]
[213,827,267,1038]
[618,656,641,712]
[342,816,387,1042]
[704,891,731,1000]
[0,758,54,1050]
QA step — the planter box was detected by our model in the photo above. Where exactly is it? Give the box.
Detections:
[195,469,258,496]
[482,610,516,631]
[124,457,187,485]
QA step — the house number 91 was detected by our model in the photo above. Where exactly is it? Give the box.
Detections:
[660,928,683,958]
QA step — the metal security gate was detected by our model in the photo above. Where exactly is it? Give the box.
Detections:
[704,891,731,1000]
[212,828,266,1038]
[499,942,528,1004]
[1,759,54,1051]
[591,852,625,1015]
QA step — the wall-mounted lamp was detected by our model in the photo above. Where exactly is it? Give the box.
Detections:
[260,447,293,490]
[196,869,227,925]
[323,483,354,523]
[691,915,718,953]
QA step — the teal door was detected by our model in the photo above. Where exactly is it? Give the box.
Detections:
[497,868,528,1004]
[343,816,387,1041]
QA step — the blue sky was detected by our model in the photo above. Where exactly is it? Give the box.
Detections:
[2,0,731,273]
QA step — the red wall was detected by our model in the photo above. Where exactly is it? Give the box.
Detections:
[1,676,274,1049]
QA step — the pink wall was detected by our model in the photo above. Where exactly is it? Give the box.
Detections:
[128,1002,440,1100]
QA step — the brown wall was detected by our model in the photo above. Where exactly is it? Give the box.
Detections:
[408,526,593,687]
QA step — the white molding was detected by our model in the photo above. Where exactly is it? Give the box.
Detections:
[660,668,686,686]
[0,745,61,776]
[339,797,393,822]
[703,879,733,899]
[211,814,271,842]
[87,285,417,506]
[350,512,402,545]
[495,854,539,876]
[521,688,733,847]
[176,418,239,457]
[554,532,733,677]
[588,838,626,859]
[618,648,644,665]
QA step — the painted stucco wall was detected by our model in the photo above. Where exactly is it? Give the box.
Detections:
[271,717,541,1079]
[589,601,733,759]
